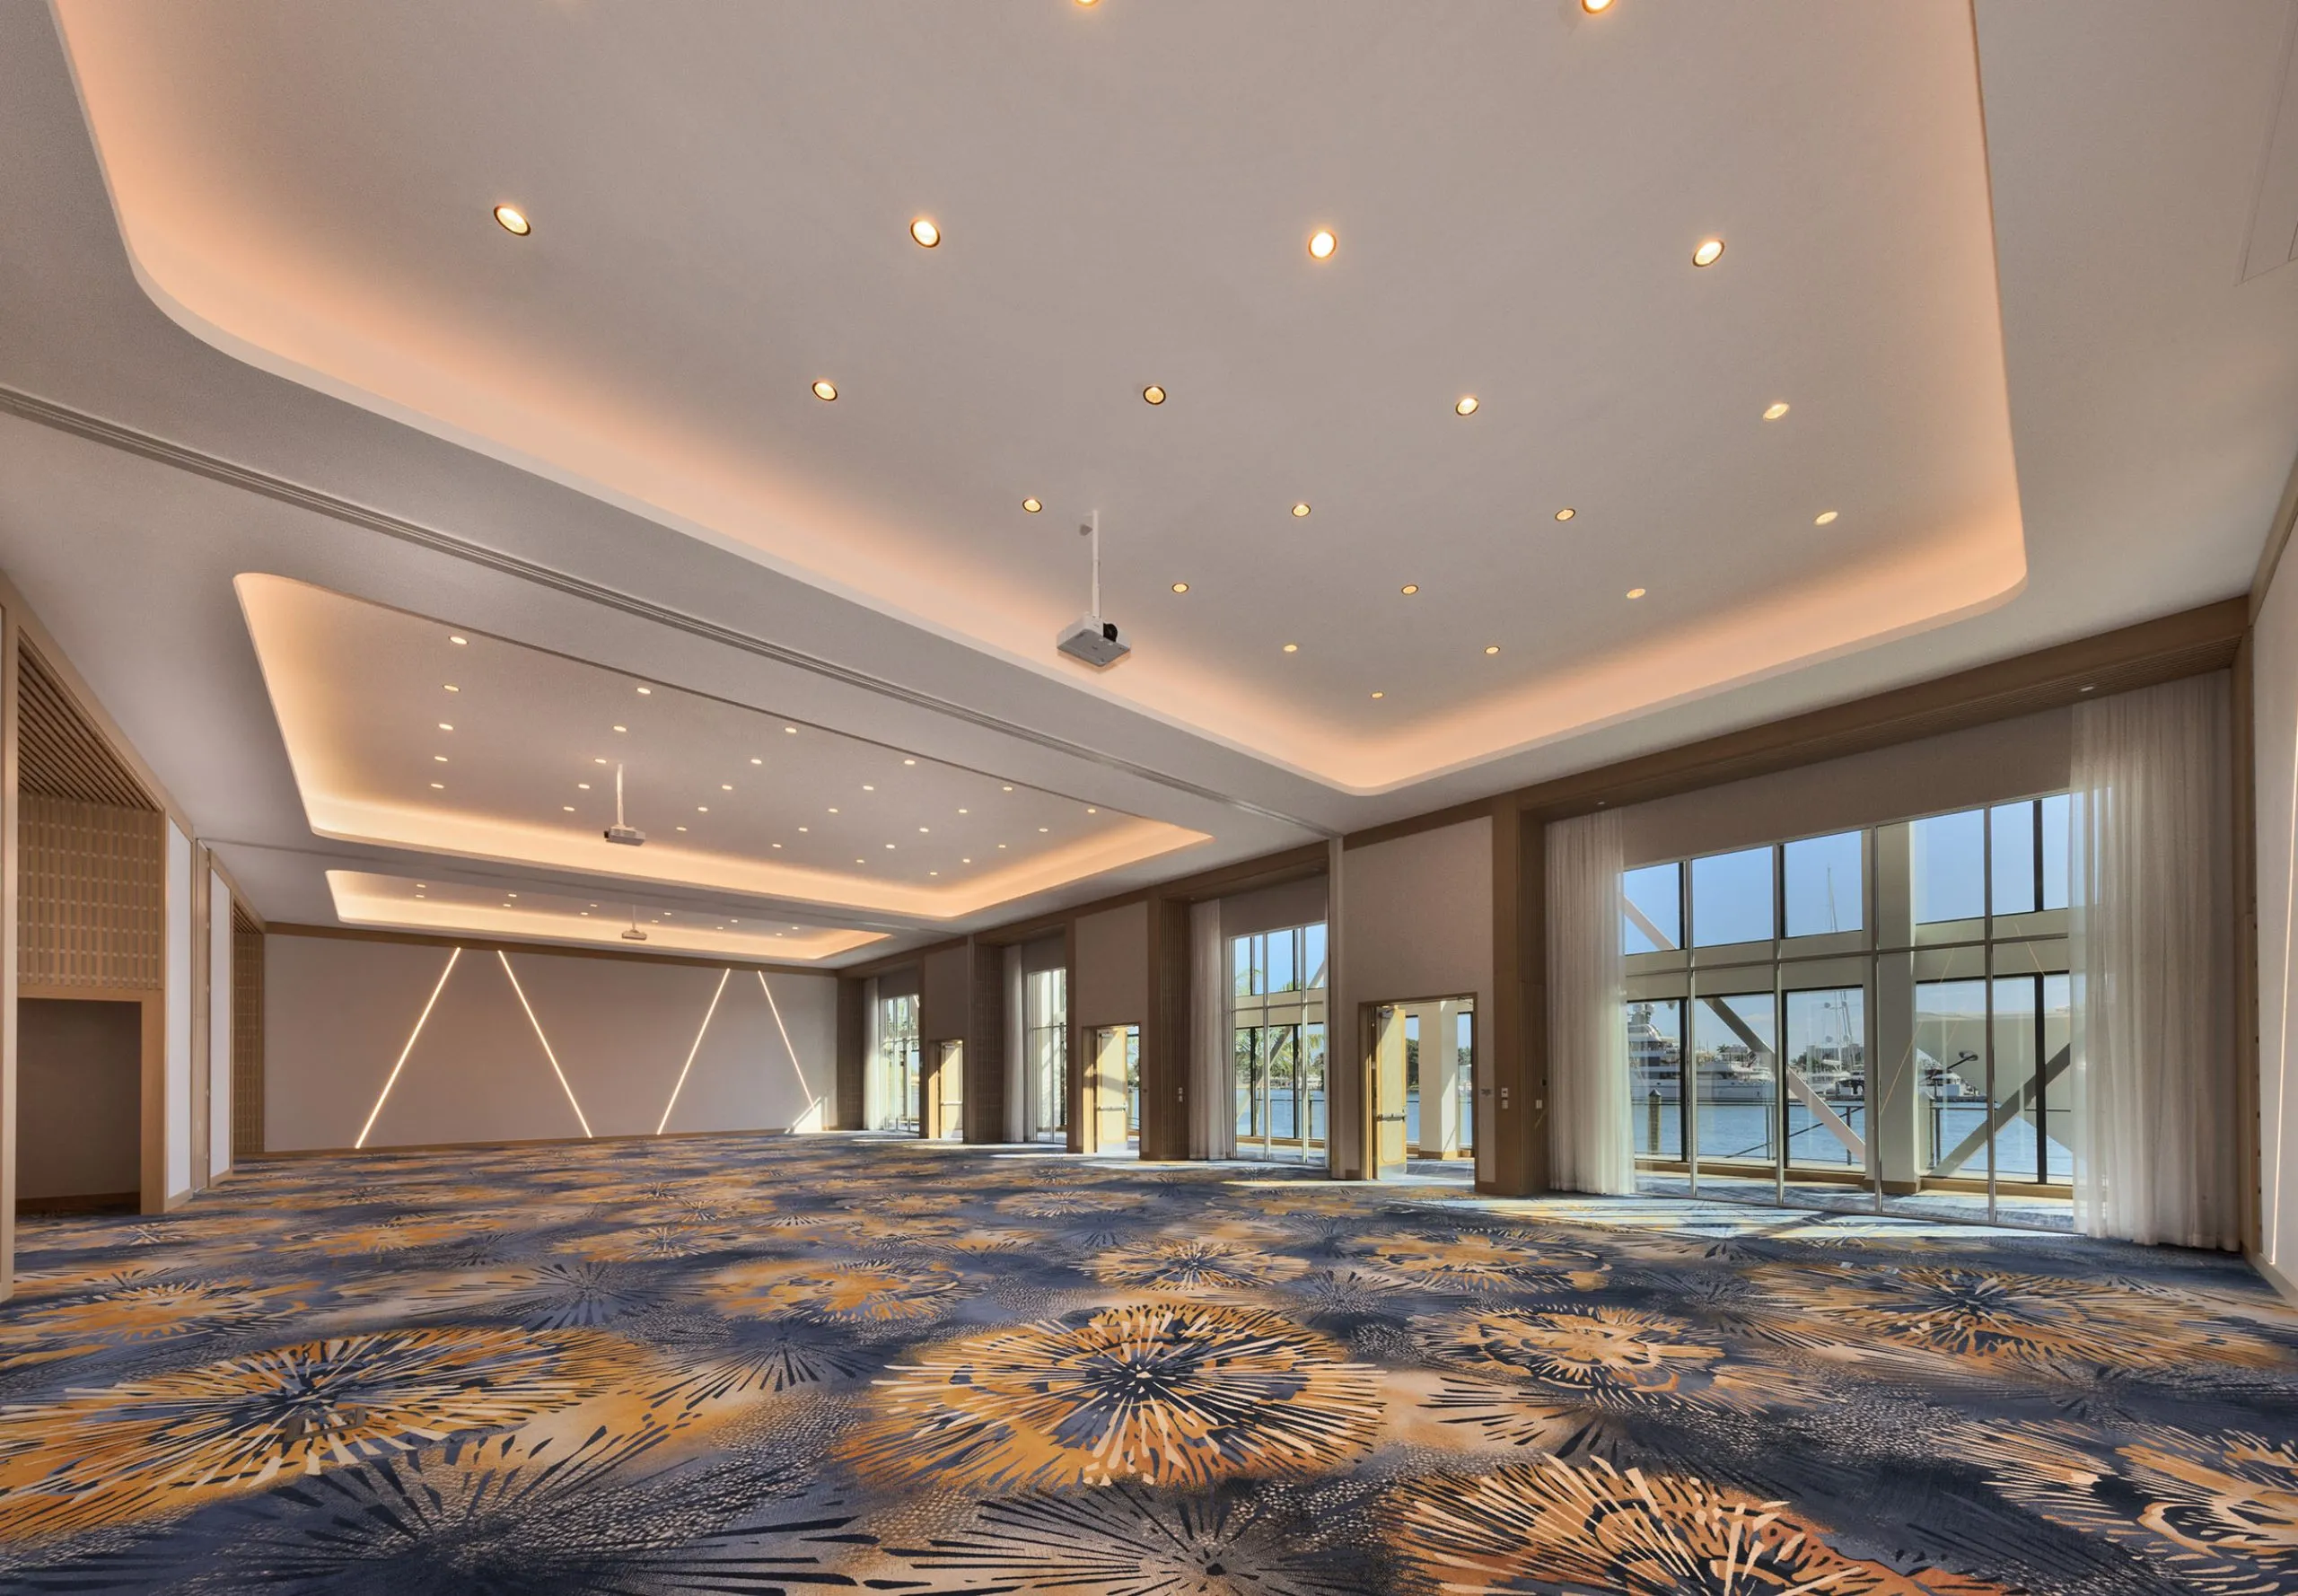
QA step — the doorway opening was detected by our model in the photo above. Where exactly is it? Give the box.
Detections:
[926,1039,964,1141]
[1024,967,1068,1144]
[1229,920,1327,1164]
[18,997,143,1214]
[1366,995,1477,1181]
[1084,1024,1139,1154]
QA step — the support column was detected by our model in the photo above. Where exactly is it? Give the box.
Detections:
[1423,998,1463,1156]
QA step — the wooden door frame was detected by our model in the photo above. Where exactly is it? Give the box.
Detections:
[17,984,164,1214]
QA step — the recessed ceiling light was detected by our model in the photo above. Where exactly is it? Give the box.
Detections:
[1143,384,1166,405]
[564,804,574,811]
[856,858,865,864]
[1086,807,1098,814]
[438,723,453,732]
[1038,827,1049,833]
[1455,396,1478,417]
[430,781,445,789]
[1292,503,1311,518]
[929,870,939,877]
[1022,497,1042,513]
[999,843,1008,849]
[962,857,972,864]
[578,782,591,790]
[1371,691,1385,699]
[1171,582,1189,593]
[1692,237,1725,267]
[594,758,610,766]
[1400,583,1419,595]
[1582,0,1614,13]
[434,754,449,763]
[721,784,732,792]
[451,636,468,646]
[697,805,708,812]
[678,826,689,832]
[1003,785,1014,792]
[919,827,930,833]
[612,724,627,733]
[1555,508,1575,522]
[1283,643,1299,653]
[909,216,941,248]
[492,205,531,236]
[443,684,460,692]
[862,785,874,792]
[886,842,897,849]
[2079,684,2096,693]
[829,807,839,813]
[1308,228,1337,260]
[1627,587,1647,599]
[751,758,762,765]
[958,808,969,814]
[812,380,838,402]
[506,893,517,899]
[799,826,809,832]
[1814,510,1839,526]
[1485,645,1501,655]
[772,842,783,848]
[1763,402,1790,420]
[904,758,917,766]
[636,686,652,696]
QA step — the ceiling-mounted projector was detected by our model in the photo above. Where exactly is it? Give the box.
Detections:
[620,926,649,942]
[1055,510,1130,668]
[602,761,645,846]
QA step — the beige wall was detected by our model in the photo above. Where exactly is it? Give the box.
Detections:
[919,943,970,1043]
[1619,707,2072,866]
[1343,816,1495,1182]
[263,932,837,1153]
[1074,901,1148,1028]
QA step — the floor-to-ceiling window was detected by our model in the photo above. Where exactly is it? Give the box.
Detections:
[874,991,921,1135]
[1231,921,1326,1162]
[1623,794,2072,1230]
[1025,967,1067,1143]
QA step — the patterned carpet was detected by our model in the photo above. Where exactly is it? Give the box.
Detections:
[1,1133,2294,1593]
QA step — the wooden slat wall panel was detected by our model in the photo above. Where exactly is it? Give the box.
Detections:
[232,924,265,1158]
[19,794,163,990]
[18,645,152,810]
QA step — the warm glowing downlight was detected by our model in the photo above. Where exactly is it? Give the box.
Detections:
[492,205,531,236]
[1022,497,1042,513]
[1815,510,1839,525]
[1583,0,1615,12]
[1400,583,1419,595]
[1627,587,1647,599]
[1292,502,1311,518]
[812,380,838,401]
[1283,642,1299,653]
[1485,645,1501,654]
[1455,395,1478,417]
[1763,401,1790,420]
[1555,508,1575,522]
[1308,228,1337,260]
[1692,237,1725,267]
[1143,384,1166,405]
[910,216,941,248]
[1171,582,1189,593]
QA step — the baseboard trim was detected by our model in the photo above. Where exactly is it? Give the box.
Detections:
[14,1191,137,1216]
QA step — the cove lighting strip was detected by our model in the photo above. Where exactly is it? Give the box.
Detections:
[498,950,594,1138]
[355,945,461,1149]
[657,967,732,1135]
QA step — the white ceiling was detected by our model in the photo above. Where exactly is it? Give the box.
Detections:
[0,0,2292,963]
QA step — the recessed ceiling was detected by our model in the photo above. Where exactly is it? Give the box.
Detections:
[327,871,881,961]
[56,0,2023,794]
[241,574,1208,919]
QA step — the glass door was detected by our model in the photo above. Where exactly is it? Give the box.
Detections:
[1781,982,1873,1212]
[1025,969,1067,1144]
[1689,988,1778,1204]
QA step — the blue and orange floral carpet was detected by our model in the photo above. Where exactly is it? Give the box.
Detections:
[1,1132,2294,1592]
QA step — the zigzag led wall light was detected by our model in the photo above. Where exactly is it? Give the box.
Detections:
[355,946,460,1149]
[498,949,594,1138]
[657,967,732,1135]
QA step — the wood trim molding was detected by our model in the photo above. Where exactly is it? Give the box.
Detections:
[265,920,836,978]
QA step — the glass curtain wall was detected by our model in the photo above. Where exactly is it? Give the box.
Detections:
[874,992,921,1135]
[1232,922,1328,1162]
[1623,794,2072,1230]
[1025,968,1067,1144]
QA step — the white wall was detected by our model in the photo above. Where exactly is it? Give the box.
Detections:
[163,820,192,1199]
[2258,569,2298,1285]
[1343,816,1495,1184]
[207,870,232,1179]
[263,932,838,1153]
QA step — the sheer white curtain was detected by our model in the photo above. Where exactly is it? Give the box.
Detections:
[1003,945,1027,1143]
[1190,900,1234,1158]
[2069,672,2240,1250]
[1548,809,1635,1194]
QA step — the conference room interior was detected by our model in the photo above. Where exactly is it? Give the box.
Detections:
[1,3,2296,1592]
